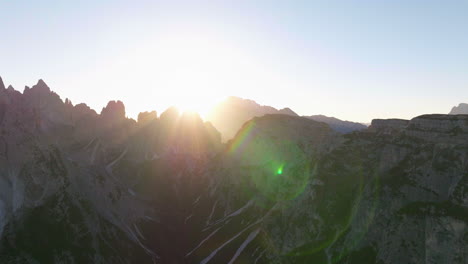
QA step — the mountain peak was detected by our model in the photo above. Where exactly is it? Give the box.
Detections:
[0,76,5,90]
[101,100,126,121]
[207,96,299,141]
[137,111,157,124]
[28,79,51,95]
[449,103,468,115]
[278,107,298,116]
[37,79,49,88]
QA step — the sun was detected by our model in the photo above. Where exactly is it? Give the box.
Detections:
[145,33,234,119]
[173,97,220,120]
[116,30,256,120]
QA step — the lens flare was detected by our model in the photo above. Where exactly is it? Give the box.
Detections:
[227,121,256,154]
[228,119,312,202]
[276,165,284,175]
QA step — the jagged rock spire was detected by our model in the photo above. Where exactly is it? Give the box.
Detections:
[101,100,126,122]
[0,76,5,90]
[137,111,157,124]
[32,79,50,92]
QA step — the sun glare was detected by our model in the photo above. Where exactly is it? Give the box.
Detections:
[151,33,235,119]
[172,98,218,120]
[119,31,255,119]
[97,29,278,120]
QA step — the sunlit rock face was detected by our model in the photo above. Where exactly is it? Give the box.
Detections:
[0,78,466,264]
[449,103,468,114]
[138,111,157,124]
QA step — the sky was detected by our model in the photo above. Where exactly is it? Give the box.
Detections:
[1,0,467,123]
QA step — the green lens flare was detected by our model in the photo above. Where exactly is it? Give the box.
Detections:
[228,120,312,202]
[276,165,284,175]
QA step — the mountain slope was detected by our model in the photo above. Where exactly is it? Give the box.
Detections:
[206,96,298,141]
[0,77,466,264]
[305,115,367,133]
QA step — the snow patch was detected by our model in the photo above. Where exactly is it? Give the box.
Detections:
[186,227,222,257]
[227,228,260,264]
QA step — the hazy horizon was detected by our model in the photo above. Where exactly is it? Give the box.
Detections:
[1,0,467,123]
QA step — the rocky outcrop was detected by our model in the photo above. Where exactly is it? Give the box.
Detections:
[0,76,5,90]
[404,115,468,144]
[228,114,335,167]
[137,111,157,124]
[408,114,468,133]
[101,100,126,123]
[449,103,468,114]
[368,118,409,133]
[369,115,468,143]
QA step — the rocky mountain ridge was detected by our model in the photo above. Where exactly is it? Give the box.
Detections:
[206,96,367,141]
[205,96,299,141]
[0,77,466,264]
[370,114,468,143]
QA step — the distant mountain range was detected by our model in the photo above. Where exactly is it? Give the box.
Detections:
[205,96,299,141]
[206,96,367,141]
[304,115,367,134]
[449,103,468,114]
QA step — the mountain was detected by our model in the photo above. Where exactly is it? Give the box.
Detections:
[206,96,298,141]
[304,115,367,133]
[449,103,468,114]
[0,77,466,264]
[206,96,365,141]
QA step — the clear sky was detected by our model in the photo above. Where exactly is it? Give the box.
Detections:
[1,0,467,123]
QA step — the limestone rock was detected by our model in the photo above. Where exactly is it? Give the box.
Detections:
[449,103,468,114]
[0,76,5,90]
[101,100,126,122]
[0,77,465,264]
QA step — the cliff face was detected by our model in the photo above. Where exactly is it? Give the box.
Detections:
[0,79,222,263]
[317,115,467,264]
[203,113,467,264]
[369,118,409,132]
[369,114,468,144]
[0,79,466,264]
